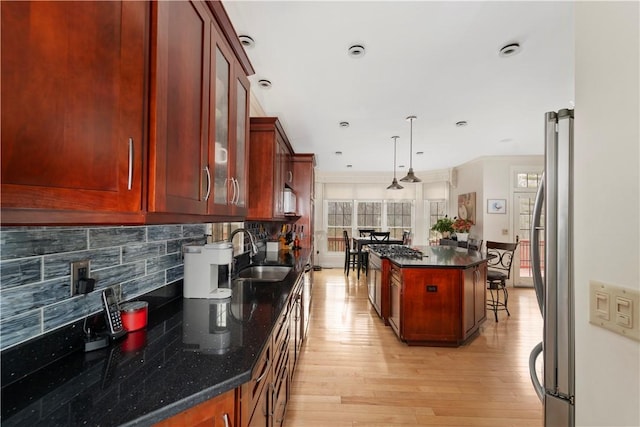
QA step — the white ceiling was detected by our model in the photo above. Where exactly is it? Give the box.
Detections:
[223,0,574,174]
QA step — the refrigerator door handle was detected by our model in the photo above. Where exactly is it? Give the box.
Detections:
[531,172,545,316]
[529,341,544,402]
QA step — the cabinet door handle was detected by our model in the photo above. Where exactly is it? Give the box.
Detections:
[288,170,293,183]
[204,165,211,201]
[223,413,231,427]
[127,137,134,190]
[255,357,270,383]
[232,177,239,205]
[235,178,241,205]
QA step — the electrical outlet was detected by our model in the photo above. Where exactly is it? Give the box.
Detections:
[71,260,90,296]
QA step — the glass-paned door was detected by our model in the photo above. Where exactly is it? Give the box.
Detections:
[513,193,544,287]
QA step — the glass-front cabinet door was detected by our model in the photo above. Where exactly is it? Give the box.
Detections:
[212,45,230,209]
[234,73,250,211]
[210,27,249,217]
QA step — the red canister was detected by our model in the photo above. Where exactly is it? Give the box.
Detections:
[120,301,148,331]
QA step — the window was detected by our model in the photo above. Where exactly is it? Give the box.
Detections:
[516,172,543,190]
[326,200,414,251]
[427,200,447,244]
[387,201,412,240]
[357,202,382,231]
[327,201,353,252]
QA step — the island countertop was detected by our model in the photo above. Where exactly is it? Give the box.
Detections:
[378,245,492,269]
[0,249,311,427]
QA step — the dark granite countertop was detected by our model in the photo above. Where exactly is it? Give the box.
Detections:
[376,245,492,269]
[0,249,311,427]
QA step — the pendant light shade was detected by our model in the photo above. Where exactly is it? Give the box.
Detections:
[387,136,404,190]
[400,115,421,183]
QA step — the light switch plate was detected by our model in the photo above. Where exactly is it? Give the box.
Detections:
[589,280,640,342]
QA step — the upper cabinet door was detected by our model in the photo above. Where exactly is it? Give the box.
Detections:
[149,1,251,220]
[233,70,251,214]
[148,0,212,215]
[209,28,250,218]
[1,1,147,222]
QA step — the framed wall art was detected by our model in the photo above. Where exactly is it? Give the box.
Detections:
[457,192,476,223]
[487,198,507,214]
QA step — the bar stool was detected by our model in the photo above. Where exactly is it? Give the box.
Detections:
[485,241,518,322]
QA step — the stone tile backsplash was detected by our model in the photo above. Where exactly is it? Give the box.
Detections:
[0,224,207,351]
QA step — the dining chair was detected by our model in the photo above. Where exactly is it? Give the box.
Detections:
[440,239,458,247]
[343,230,359,276]
[358,229,375,238]
[370,231,390,241]
[485,240,518,322]
[468,238,483,251]
[402,230,411,245]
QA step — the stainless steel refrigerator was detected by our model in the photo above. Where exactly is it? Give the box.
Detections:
[530,109,575,426]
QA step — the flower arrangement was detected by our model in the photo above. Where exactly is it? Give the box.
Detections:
[452,217,474,233]
[431,216,454,234]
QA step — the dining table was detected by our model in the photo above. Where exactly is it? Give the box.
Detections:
[352,237,403,278]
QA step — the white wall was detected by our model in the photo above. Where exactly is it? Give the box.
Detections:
[453,155,544,243]
[574,2,640,426]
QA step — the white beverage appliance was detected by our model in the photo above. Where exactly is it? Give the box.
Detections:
[183,242,233,299]
[530,109,575,426]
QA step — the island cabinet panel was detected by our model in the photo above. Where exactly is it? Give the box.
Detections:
[0,0,147,224]
[388,260,488,346]
[148,0,250,220]
[400,268,462,343]
[463,264,487,338]
[247,118,294,221]
[154,388,236,427]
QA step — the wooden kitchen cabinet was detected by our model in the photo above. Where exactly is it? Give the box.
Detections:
[154,388,236,427]
[291,154,315,249]
[463,264,487,338]
[1,0,253,225]
[389,262,488,346]
[240,341,271,427]
[247,118,295,221]
[148,0,252,221]
[1,1,148,224]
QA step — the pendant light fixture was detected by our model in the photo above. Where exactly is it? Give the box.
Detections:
[387,136,404,190]
[400,115,421,183]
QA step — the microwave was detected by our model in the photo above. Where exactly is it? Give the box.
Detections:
[284,188,297,214]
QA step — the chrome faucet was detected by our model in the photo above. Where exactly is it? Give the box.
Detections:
[228,228,258,263]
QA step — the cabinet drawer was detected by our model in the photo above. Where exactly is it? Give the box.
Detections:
[245,342,271,413]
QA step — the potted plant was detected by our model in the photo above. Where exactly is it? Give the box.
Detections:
[431,216,455,238]
[452,217,474,242]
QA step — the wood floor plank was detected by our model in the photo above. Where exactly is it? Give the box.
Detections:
[285,268,543,426]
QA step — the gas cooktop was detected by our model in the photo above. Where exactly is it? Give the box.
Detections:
[368,244,424,259]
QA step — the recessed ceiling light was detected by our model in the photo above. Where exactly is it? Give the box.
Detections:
[335,151,343,155]
[257,79,272,89]
[339,121,350,128]
[238,35,254,48]
[416,151,424,155]
[348,44,366,58]
[455,120,468,127]
[346,164,353,168]
[500,138,513,143]
[499,43,521,57]
[399,165,406,169]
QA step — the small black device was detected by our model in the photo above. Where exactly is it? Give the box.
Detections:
[102,287,126,339]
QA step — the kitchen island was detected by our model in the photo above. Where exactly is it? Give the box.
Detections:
[369,245,491,346]
[0,249,311,427]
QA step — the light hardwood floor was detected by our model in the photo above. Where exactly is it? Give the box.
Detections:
[284,268,544,427]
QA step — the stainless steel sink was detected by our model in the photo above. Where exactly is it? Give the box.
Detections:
[237,265,292,282]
